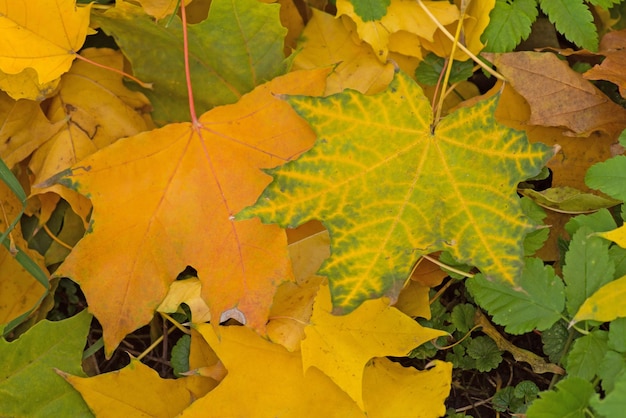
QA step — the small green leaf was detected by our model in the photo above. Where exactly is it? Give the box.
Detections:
[414,53,474,86]
[542,321,569,363]
[563,226,614,316]
[482,0,538,52]
[588,0,622,9]
[564,330,609,380]
[467,336,502,372]
[565,209,617,236]
[515,380,540,402]
[349,0,390,21]
[467,257,564,334]
[0,311,93,417]
[610,245,626,279]
[609,317,626,352]
[493,386,516,412]
[445,344,476,370]
[171,334,191,377]
[590,370,626,415]
[450,303,475,333]
[586,155,626,201]
[539,0,598,51]
[598,351,625,393]
[526,377,594,418]
[520,197,549,256]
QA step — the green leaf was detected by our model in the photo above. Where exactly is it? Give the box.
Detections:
[467,257,564,334]
[92,0,288,125]
[450,303,475,333]
[610,245,626,279]
[481,0,538,52]
[493,386,516,412]
[520,197,549,256]
[526,377,594,418]
[349,0,390,21]
[565,209,617,236]
[414,53,474,86]
[520,187,621,214]
[538,0,598,51]
[171,334,191,377]
[563,226,614,316]
[588,0,622,9]
[598,351,625,393]
[609,317,626,352]
[515,380,540,402]
[564,330,609,380]
[0,311,93,417]
[240,70,553,314]
[590,370,626,415]
[467,336,502,372]
[586,155,626,201]
[541,321,569,363]
[445,344,476,370]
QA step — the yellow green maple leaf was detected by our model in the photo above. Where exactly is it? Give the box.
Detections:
[0,0,92,100]
[302,284,447,408]
[239,70,554,314]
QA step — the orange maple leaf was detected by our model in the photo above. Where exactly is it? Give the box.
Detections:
[53,69,330,355]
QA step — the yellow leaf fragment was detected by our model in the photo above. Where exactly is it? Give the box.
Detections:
[293,9,394,95]
[336,0,459,61]
[302,285,447,408]
[599,225,626,248]
[0,0,91,95]
[363,358,452,418]
[0,181,49,325]
[0,92,64,168]
[0,67,61,101]
[60,358,193,418]
[571,275,626,325]
[157,278,212,323]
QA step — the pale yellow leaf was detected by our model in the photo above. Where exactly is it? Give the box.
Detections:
[571,275,626,325]
[363,358,452,418]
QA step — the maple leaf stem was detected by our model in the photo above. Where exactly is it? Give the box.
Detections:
[74,53,153,89]
[180,2,201,128]
[415,0,505,82]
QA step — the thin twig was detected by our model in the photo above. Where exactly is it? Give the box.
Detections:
[415,0,505,81]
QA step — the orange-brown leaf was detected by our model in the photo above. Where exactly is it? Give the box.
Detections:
[55,69,329,355]
[493,51,626,138]
[584,29,626,98]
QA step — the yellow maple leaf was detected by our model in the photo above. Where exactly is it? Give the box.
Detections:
[302,284,447,408]
[51,69,329,356]
[59,358,194,417]
[181,324,367,416]
[0,0,92,100]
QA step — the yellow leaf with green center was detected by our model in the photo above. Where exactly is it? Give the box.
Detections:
[239,70,554,314]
